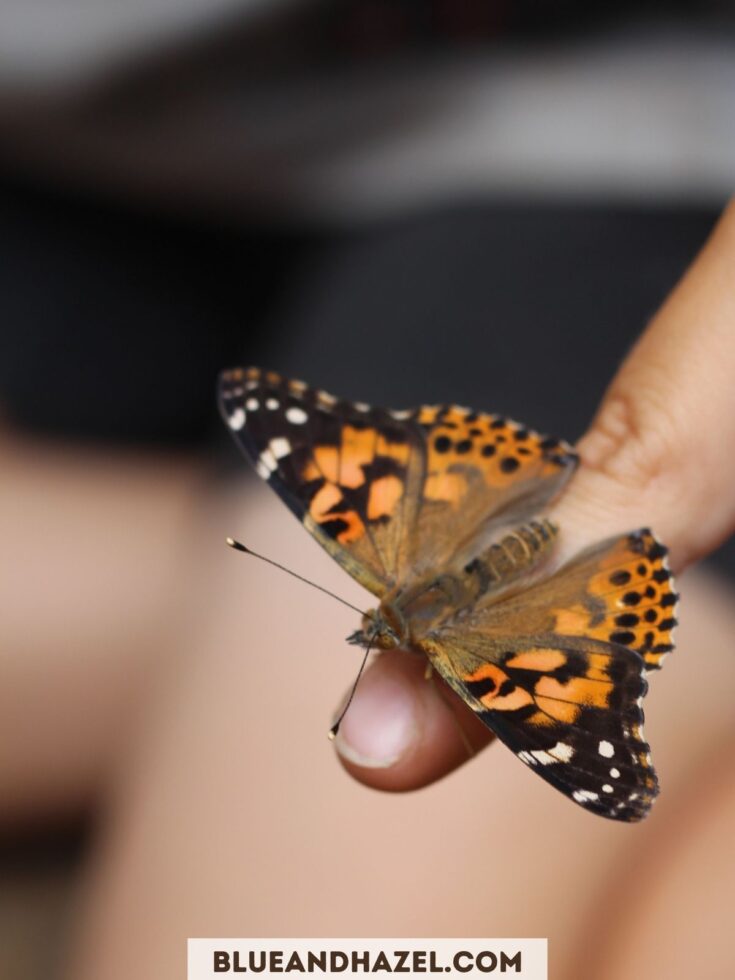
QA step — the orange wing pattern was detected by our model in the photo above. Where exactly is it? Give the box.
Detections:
[219,368,677,822]
[219,367,578,592]
[419,529,677,820]
[469,529,678,670]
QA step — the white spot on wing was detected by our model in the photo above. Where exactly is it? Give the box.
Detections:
[228,408,246,430]
[523,741,575,767]
[389,409,413,420]
[257,448,277,476]
[573,789,599,803]
[598,740,614,758]
[602,784,614,793]
[549,741,574,763]
[265,397,280,410]
[246,397,259,411]
[610,768,621,778]
[269,437,291,460]
[286,406,308,425]
[353,401,371,413]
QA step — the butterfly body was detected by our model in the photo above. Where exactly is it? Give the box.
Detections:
[350,518,559,651]
[219,367,678,822]
[349,576,469,652]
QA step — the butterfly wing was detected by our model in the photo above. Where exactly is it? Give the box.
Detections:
[219,367,423,596]
[396,402,578,578]
[420,530,678,821]
[219,367,578,594]
[468,528,679,671]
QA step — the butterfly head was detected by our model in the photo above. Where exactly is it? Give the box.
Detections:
[347,603,407,651]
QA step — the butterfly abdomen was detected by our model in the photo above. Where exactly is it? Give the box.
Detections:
[376,520,559,640]
[462,519,558,597]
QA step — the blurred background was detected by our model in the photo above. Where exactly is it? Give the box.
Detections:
[1,2,735,978]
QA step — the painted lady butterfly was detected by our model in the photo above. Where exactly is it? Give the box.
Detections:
[219,367,678,822]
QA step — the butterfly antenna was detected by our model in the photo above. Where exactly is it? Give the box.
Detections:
[225,538,366,616]
[328,636,375,741]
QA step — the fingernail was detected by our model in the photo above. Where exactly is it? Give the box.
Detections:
[333,669,419,768]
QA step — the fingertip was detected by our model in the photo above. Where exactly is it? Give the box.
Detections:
[332,648,493,792]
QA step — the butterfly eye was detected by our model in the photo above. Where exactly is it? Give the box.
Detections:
[372,626,400,651]
[381,603,407,639]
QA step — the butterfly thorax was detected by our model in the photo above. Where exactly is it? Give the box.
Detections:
[348,602,408,650]
[348,519,558,649]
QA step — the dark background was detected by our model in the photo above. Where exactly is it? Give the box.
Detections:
[0,177,728,566]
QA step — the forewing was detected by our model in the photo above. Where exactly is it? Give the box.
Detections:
[219,367,424,597]
[220,367,578,591]
[424,631,656,821]
[420,529,678,820]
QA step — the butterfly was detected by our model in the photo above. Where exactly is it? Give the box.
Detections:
[219,366,678,822]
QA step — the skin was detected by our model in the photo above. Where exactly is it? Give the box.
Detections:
[2,201,735,980]
[333,197,735,791]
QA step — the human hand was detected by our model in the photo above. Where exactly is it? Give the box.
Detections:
[333,200,735,791]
